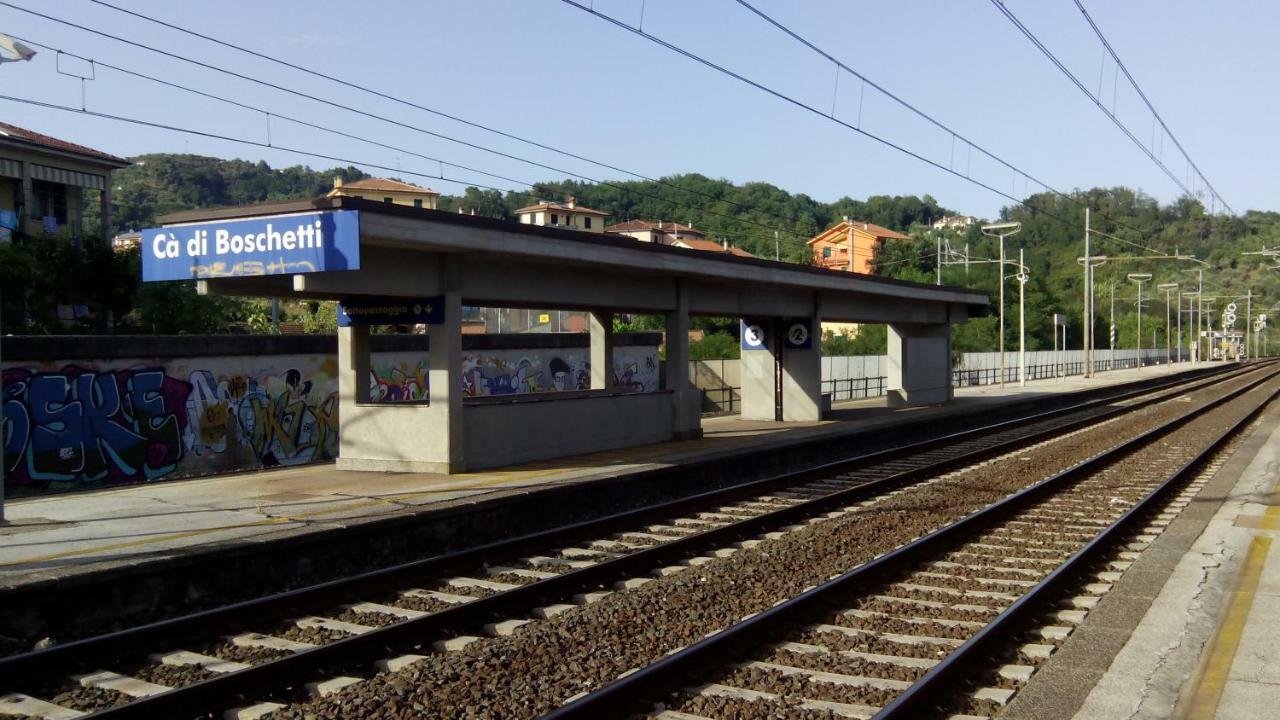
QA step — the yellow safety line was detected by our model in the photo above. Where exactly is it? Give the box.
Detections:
[1180,534,1272,719]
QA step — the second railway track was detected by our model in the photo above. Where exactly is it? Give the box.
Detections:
[0,363,1268,719]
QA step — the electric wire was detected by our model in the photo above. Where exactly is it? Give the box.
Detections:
[559,0,1185,261]
[0,94,519,196]
[986,0,1205,207]
[81,0,799,233]
[1070,0,1232,214]
[0,1,808,248]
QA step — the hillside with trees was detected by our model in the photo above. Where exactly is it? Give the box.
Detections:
[3,152,1277,360]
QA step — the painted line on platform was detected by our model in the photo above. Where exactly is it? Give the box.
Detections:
[1179,534,1272,719]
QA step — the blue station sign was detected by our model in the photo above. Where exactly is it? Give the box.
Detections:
[741,319,768,351]
[140,210,360,281]
[337,296,445,327]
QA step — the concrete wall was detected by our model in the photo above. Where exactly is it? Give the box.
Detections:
[463,391,674,469]
[2,333,659,494]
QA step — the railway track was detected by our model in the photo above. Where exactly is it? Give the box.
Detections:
[0,363,1261,720]
[542,364,1280,720]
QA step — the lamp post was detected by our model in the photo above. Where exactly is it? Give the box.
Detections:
[1129,273,1152,368]
[1017,248,1028,387]
[1158,283,1178,367]
[981,222,1021,387]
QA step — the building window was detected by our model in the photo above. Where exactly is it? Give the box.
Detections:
[550,213,559,225]
[384,197,394,204]
[584,217,592,229]
[413,198,423,208]
[822,247,832,258]
[32,180,69,227]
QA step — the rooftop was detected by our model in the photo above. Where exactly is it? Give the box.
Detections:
[0,121,130,166]
[514,196,610,217]
[807,219,910,245]
[606,219,706,237]
[334,177,439,195]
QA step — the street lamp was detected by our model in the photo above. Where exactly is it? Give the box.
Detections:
[981,222,1021,387]
[1158,282,1178,367]
[1129,273,1151,367]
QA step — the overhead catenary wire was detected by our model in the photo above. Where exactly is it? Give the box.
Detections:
[559,0,1181,257]
[79,0,803,235]
[986,0,1215,211]
[1070,0,1232,215]
[0,2,816,251]
[0,94,522,196]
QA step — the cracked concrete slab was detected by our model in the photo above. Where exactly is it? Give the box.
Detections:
[1000,401,1280,720]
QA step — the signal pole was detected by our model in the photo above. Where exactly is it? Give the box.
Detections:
[1083,208,1092,377]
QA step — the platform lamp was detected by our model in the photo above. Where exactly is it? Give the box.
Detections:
[0,32,36,524]
[1158,283,1178,368]
[981,221,1021,387]
[1128,273,1152,368]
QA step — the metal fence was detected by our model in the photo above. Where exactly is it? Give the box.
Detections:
[822,376,888,401]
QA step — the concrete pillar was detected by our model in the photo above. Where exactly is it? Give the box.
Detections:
[428,289,465,469]
[781,316,821,421]
[740,319,776,421]
[337,324,372,406]
[887,322,953,407]
[665,280,702,439]
[590,311,615,391]
[741,317,822,422]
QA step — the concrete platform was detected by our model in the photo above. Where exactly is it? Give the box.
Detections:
[0,362,1209,591]
[994,365,1277,720]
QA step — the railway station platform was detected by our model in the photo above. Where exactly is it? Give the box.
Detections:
[0,362,1217,596]
[1031,377,1280,720]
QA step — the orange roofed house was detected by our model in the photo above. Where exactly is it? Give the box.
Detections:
[807,219,909,274]
[327,176,439,209]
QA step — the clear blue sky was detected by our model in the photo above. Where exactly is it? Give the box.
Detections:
[1,0,1272,221]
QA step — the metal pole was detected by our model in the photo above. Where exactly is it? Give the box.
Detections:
[1019,247,1026,387]
[1110,284,1116,371]
[774,230,779,262]
[936,233,942,285]
[1137,279,1144,366]
[999,234,1006,387]
[1083,207,1091,377]
[1165,288,1172,366]
[1177,291,1182,363]
[1246,288,1252,360]
[1198,270,1203,363]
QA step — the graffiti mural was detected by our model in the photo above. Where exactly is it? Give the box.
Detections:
[3,344,658,494]
[3,366,191,489]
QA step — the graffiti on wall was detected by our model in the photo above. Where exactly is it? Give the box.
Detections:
[460,347,659,397]
[3,345,659,493]
[3,366,191,487]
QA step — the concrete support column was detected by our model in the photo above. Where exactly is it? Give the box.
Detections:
[887,322,953,407]
[428,288,465,470]
[741,317,822,422]
[781,316,821,421]
[590,311,615,391]
[337,324,372,405]
[665,280,702,439]
[740,320,776,421]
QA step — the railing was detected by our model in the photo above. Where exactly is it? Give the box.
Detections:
[700,386,739,414]
[823,376,887,402]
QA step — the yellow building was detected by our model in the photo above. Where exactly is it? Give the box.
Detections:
[514,196,608,233]
[327,176,439,209]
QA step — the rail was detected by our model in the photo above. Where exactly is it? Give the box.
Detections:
[539,362,1280,719]
[0,368,1238,718]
